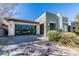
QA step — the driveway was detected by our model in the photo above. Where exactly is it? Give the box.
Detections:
[7,35,43,45]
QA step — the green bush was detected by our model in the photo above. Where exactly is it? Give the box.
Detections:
[59,29,64,33]
[59,32,77,47]
[75,32,79,36]
[47,30,60,42]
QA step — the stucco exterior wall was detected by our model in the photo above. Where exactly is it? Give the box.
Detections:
[8,21,15,36]
[35,12,46,24]
[44,12,58,36]
[57,13,63,31]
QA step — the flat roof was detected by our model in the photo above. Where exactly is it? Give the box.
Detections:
[5,18,39,24]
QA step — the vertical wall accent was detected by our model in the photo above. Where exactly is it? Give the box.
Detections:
[36,25,40,35]
[44,12,58,36]
[44,20,47,36]
[8,21,15,36]
[57,13,63,30]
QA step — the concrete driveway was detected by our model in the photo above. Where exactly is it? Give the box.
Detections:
[7,35,43,45]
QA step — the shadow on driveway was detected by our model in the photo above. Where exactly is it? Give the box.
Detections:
[7,35,42,45]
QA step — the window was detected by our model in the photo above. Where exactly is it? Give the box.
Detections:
[50,23,55,30]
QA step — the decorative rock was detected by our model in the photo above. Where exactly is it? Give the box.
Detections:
[0,35,79,56]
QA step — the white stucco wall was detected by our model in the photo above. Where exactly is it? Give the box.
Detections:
[57,13,63,30]
[8,21,15,36]
[36,25,40,35]
[35,12,46,24]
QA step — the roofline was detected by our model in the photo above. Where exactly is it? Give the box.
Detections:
[4,18,39,24]
[1,24,8,27]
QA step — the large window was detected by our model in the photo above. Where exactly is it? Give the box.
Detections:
[15,24,36,35]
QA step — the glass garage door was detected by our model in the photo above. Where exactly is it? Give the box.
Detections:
[15,24,36,35]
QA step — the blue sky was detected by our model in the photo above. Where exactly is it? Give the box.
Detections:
[13,3,79,21]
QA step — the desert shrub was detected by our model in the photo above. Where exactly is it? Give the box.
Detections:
[74,38,79,45]
[59,29,64,33]
[47,30,60,42]
[59,32,77,47]
[47,31,78,47]
[60,32,77,40]
[59,39,76,47]
[75,32,79,36]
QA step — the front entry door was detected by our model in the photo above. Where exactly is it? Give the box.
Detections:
[40,24,44,34]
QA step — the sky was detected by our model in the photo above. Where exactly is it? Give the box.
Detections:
[12,3,79,21]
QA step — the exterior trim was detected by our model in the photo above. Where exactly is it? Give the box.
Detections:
[5,18,39,24]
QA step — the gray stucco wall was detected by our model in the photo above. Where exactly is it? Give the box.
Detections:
[44,12,58,36]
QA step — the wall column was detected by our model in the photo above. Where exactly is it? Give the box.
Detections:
[57,13,63,31]
[8,21,15,36]
[36,25,40,35]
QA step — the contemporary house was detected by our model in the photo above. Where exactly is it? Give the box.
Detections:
[0,12,76,36]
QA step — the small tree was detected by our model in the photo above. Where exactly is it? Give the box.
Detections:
[0,3,19,18]
[0,4,19,36]
[75,14,79,33]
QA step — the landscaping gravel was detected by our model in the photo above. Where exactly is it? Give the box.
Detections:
[0,35,79,56]
[1,40,79,56]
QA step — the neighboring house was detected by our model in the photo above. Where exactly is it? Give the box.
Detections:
[0,12,76,36]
